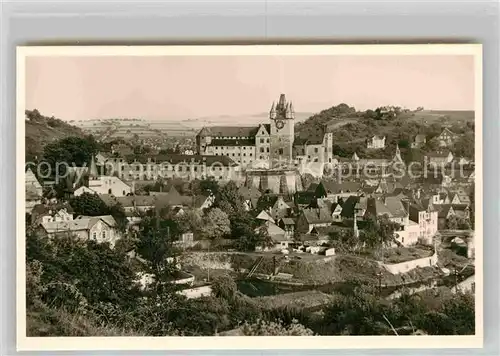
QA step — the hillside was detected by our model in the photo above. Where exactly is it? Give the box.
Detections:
[293,104,475,158]
[25,109,84,162]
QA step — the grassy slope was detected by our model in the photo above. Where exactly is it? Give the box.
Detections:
[25,112,84,161]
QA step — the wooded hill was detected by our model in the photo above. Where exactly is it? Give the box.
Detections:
[25,109,84,162]
[295,104,475,160]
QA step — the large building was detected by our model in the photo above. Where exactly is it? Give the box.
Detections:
[196,94,333,174]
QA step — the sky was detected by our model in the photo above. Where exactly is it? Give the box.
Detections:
[25,55,475,121]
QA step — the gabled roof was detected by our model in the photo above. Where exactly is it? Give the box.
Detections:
[280,217,295,225]
[256,210,275,223]
[302,207,332,224]
[437,204,454,218]
[209,138,255,146]
[122,154,238,166]
[26,186,41,201]
[238,186,262,200]
[317,180,362,195]
[42,215,116,233]
[197,126,259,138]
[76,215,116,227]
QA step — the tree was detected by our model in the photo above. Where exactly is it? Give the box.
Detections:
[202,208,231,240]
[69,193,109,216]
[211,274,238,300]
[43,136,99,176]
[453,132,474,159]
[26,232,140,309]
[241,319,314,336]
[213,181,245,214]
[174,209,203,235]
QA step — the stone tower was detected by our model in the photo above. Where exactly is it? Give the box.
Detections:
[269,93,294,169]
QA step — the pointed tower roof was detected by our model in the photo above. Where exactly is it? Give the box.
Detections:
[278,93,286,109]
[289,101,295,113]
[269,101,276,113]
[89,155,99,178]
[393,145,403,163]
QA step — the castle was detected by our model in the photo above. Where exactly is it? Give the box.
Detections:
[196,93,333,175]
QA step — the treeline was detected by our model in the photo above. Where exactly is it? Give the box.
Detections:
[26,228,475,336]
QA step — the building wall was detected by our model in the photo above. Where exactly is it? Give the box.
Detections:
[367,137,386,149]
[89,220,119,247]
[206,145,257,168]
[88,177,132,197]
[381,252,438,275]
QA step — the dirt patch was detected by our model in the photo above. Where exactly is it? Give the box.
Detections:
[255,290,334,310]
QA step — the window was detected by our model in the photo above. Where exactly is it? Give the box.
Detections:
[92,232,97,240]
[266,147,269,153]
[249,153,252,156]
[278,148,284,155]
[108,188,112,194]
[232,153,235,156]
[260,138,264,143]
[266,139,270,143]
[122,190,126,195]
[260,147,264,153]
[102,231,107,240]
[243,146,246,150]
[314,147,319,153]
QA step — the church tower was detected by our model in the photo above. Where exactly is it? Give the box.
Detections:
[269,93,295,169]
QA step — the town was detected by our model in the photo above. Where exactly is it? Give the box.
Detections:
[25,93,476,337]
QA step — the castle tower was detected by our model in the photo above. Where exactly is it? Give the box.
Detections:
[269,93,295,169]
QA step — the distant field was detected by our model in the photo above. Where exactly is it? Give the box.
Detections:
[399,110,474,124]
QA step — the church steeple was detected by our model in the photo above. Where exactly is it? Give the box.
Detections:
[353,213,359,239]
[89,155,98,179]
[393,144,403,163]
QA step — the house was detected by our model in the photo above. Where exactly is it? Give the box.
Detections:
[314,180,362,203]
[278,218,295,238]
[407,198,438,245]
[31,204,75,225]
[436,204,455,229]
[330,203,343,222]
[411,134,427,148]
[365,196,408,226]
[39,215,121,248]
[255,220,291,251]
[238,186,261,211]
[340,195,367,221]
[74,175,132,197]
[366,135,386,149]
[256,210,275,224]
[270,196,293,220]
[426,151,454,166]
[296,207,333,234]
[435,128,460,148]
[451,204,471,220]
[192,193,215,211]
[174,231,195,249]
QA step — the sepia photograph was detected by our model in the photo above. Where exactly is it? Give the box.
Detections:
[17,44,482,350]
